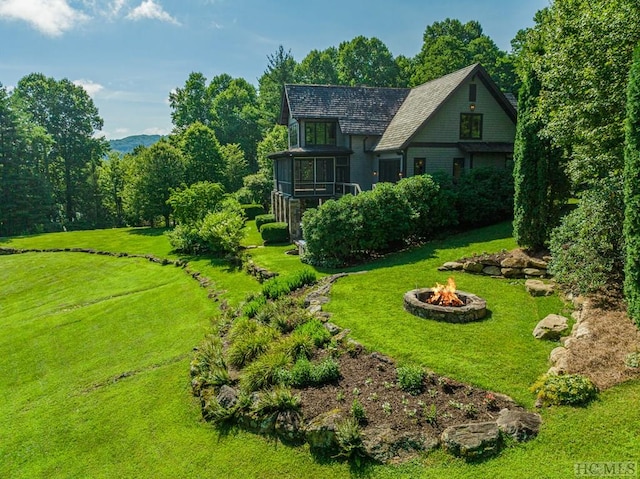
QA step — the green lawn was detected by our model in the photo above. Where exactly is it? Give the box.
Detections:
[1,222,638,478]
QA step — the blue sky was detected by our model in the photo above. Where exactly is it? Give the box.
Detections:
[0,0,548,139]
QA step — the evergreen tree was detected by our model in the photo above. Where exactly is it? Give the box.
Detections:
[624,43,640,327]
[512,65,566,250]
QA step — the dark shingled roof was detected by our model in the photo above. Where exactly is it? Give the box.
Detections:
[280,84,410,136]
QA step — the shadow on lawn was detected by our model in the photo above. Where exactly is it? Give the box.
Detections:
[313,221,514,276]
[126,227,168,237]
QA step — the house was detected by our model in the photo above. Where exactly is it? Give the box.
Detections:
[268,63,517,238]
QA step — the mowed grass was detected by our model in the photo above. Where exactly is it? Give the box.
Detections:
[1,222,639,478]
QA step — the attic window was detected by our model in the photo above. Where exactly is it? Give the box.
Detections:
[469,84,477,102]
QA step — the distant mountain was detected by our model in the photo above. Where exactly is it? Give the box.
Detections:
[109,134,163,154]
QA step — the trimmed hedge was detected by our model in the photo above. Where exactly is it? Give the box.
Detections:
[241,204,266,220]
[255,213,276,231]
[261,222,289,244]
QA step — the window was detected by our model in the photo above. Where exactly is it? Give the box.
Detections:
[469,83,477,102]
[289,122,299,148]
[305,121,337,146]
[460,113,483,140]
[336,156,350,183]
[413,158,425,176]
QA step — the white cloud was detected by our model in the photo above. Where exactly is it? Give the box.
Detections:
[143,126,170,136]
[109,0,128,16]
[73,79,104,97]
[0,0,89,36]
[126,0,179,25]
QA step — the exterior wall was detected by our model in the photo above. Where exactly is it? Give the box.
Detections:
[406,147,463,176]
[472,153,510,170]
[350,135,375,191]
[412,78,515,144]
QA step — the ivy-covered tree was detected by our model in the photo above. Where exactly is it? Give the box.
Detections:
[513,60,567,250]
[624,43,640,327]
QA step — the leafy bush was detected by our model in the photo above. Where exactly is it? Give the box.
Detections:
[530,373,598,406]
[240,351,292,392]
[241,203,265,220]
[261,269,317,301]
[396,174,457,238]
[310,357,340,385]
[549,177,625,294]
[242,295,267,319]
[275,332,315,361]
[286,268,317,291]
[396,364,425,395]
[455,168,514,227]
[166,223,206,255]
[199,199,247,256]
[167,181,225,224]
[624,352,640,368]
[255,213,276,231]
[285,356,341,387]
[260,222,289,244]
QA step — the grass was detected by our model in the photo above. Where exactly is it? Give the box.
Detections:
[1,221,639,478]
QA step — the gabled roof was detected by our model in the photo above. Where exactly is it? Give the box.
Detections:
[279,84,410,136]
[374,64,517,152]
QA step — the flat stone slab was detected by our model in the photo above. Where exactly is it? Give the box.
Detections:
[441,422,501,459]
[525,279,555,297]
[496,409,542,442]
[533,314,569,340]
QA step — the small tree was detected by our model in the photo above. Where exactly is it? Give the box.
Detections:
[624,43,640,327]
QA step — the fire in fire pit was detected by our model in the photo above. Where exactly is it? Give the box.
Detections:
[425,277,464,307]
[403,278,487,323]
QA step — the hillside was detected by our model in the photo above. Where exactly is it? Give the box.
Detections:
[108,134,163,154]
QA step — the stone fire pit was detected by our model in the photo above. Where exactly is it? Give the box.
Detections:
[403,288,487,323]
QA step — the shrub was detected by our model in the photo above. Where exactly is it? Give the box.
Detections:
[166,223,206,254]
[301,195,363,267]
[310,357,340,385]
[288,357,312,387]
[396,364,425,395]
[261,269,317,301]
[286,268,317,291]
[455,168,514,227]
[242,295,267,319]
[255,213,276,231]
[240,351,292,392]
[624,352,640,368]
[241,204,265,220]
[549,177,625,295]
[286,356,341,387]
[275,332,315,361]
[530,373,598,406]
[190,334,226,377]
[198,199,247,256]
[260,222,289,244]
[396,174,457,238]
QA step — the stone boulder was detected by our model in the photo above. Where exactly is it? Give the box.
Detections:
[502,267,524,278]
[527,257,549,269]
[533,314,569,340]
[275,410,305,445]
[501,255,528,268]
[361,426,439,463]
[549,346,569,372]
[496,409,542,442]
[523,268,545,277]
[216,385,238,409]
[439,261,464,271]
[305,409,344,455]
[441,422,501,459]
[482,265,502,276]
[463,261,485,273]
[525,279,555,297]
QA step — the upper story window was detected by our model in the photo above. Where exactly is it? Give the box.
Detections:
[460,113,483,140]
[289,122,299,148]
[469,83,477,102]
[305,121,337,146]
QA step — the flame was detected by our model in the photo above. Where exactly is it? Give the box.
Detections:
[426,277,464,307]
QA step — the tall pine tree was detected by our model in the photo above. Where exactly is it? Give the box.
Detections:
[624,43,640,327]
